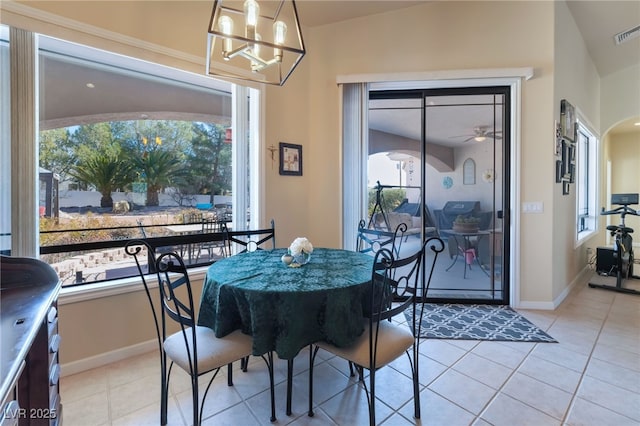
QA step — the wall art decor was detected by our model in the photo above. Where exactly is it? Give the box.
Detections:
[560,99,576,142]
[279,142,302,176]
[442,176,453,189]
[463,158,476,185]
[554,120,562,157]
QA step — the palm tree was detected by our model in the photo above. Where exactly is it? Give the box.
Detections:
[132,150,186,206]
[70,154,131,208]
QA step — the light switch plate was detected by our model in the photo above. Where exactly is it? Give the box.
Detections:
[522,202,544,213]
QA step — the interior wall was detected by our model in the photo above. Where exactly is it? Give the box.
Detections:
[7,1,211,75]
[601,65,640,134]
[552,0,600,302]
[608,132,640,234]
[58,277,204,368]
[270,0,557,305]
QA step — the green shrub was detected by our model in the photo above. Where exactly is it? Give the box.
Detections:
[367,188,406,217]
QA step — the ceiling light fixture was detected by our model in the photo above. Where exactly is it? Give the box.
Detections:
[206,0,305,86]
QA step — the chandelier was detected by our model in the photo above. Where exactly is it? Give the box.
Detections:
[206,0,306,86]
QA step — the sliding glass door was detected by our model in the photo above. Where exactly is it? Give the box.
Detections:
[368,87,509,303]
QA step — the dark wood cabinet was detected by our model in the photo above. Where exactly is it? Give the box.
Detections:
[17,303,61,426]
[1,256,61,426]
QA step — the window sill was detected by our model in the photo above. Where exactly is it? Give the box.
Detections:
[58,266,209,305]
[576,229,597,247]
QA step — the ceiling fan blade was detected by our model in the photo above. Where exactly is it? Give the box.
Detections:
[448,134,474,139]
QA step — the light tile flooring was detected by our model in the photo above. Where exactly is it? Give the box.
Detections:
[60,276,640,426]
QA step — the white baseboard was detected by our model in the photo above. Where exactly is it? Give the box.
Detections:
[60,339,157,377]
[518,266,593,310]
[517,300,557,310]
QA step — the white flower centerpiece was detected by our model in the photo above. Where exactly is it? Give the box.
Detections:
[287,237,314,267]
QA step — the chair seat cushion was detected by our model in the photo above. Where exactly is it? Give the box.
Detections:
[316,320,414,369]
[164,327,252,374]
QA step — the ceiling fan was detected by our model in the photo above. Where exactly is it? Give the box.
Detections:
[450,126,503,142]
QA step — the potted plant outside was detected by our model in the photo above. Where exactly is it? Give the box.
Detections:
[452,215,481,233]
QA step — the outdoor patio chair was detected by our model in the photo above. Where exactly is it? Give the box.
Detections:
[196,218,227,261]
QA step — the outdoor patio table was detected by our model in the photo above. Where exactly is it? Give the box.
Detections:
[441,229,490,279]
[197,247,373,415]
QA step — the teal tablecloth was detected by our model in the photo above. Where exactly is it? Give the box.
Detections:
[197,248,373,359]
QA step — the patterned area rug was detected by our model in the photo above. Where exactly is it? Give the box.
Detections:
[406,304,557,342]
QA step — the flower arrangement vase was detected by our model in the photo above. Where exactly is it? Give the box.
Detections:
[292,252,311,266]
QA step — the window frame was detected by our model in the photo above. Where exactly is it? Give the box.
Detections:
[2,26,265,295]
[574,117,599,245]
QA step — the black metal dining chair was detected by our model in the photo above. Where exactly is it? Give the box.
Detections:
[221,219,276,372]
[124,241,277,425]
[356,218,407,258]
[346,218,409,377]
[223,219,276,254]
[308,236,445,426]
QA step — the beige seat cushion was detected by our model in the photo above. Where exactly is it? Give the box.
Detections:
[316,321,414,370]
[164,327,252,374]
[387,212,421,235]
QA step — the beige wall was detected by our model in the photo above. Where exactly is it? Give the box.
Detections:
[58,277,203,368]
[266,1,557,304]
[601,65,640,134]
[2,0,638,366]
[552,0,600,301]
[608,132,640,234]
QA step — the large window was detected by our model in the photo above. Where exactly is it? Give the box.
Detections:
[576,120,598,242]
[3,29,262,287]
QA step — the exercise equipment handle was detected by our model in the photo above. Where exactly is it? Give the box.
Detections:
[600,206,640,217]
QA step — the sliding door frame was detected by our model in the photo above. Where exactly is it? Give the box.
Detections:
[342,74,525,307]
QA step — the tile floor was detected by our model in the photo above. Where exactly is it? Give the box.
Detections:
[60,276,640,426]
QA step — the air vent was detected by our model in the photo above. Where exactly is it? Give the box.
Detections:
[614,25,640,45]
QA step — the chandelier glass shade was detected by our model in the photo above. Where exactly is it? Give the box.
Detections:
[206,0,305,86]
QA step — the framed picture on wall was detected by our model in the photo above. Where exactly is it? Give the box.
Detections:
[560,99,576,142]
[556,160,563,183]
[568,144,576,183]
[279,142,302,176]
[554,120,562,157]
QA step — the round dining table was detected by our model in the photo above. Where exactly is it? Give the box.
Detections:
[198,247,374,360]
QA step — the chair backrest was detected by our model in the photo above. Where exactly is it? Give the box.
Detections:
[356,219,406,257]
[223,219,276,254]
[202,217,224,233]
[367,236,445,363]
[155,252,200,376]
[124,240,165,355]
[201,218,228,257]
[156,252,196,328]
[183,212,203,224]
